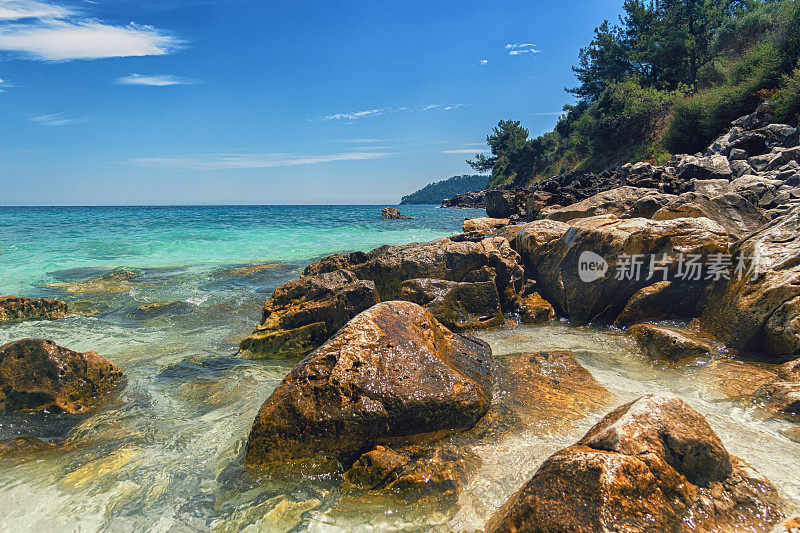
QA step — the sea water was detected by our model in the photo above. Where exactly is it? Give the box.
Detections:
[0,205,797,532]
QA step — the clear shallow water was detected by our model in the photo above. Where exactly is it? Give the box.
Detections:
[0,206,798,532]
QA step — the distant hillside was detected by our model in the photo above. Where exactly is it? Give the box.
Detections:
[400,175,489,205]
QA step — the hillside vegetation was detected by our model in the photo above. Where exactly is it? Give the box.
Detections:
[470,0,800,189]
[400,175,489,204]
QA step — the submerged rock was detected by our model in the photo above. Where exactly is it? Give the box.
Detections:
[487,395,785,533]
[399,278,504,331]
[0,437,58,460]
[244,301,492,470]
[343,444,481,501]
[517,215,731,325]
[46,270,139,295]
[702,203,800,360]
[0,339,124,414]
[238,270,379,358]
[627,324,713,361]
[0,296,69,323]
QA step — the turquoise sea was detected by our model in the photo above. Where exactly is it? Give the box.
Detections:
[1,205,799,532]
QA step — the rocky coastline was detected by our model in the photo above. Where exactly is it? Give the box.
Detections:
[2,106,800,530]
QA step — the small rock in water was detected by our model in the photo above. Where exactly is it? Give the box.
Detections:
[0,339,125,414]
[381,207,412,220]
[46,270,139,295]
[627,324,713,361]
[0,296,69,323]
[486,395,785,533]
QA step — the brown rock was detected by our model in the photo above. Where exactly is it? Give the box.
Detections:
[628,324,713,361]
[652,192,769,240]
[0,296,69,323]
[244,301,493,469]
[399,278,504,331]
[701,204,800,360]
[0,437,58,460]
[344,444,481,501]
[764,382,800,418]
[614,281,707,327]
[0,339,124,414]
[544,186,676,223]
[238,269,379,358]
[699,360,779,399]
[517,215,731,324]
[46,270,139,295]
[302,251,368,276]
[486,189,530,218]
[778,358,800,381]
[462,217,510,234]
[381,207,412,220]
[516,293,556,324]
[487,395,784,533]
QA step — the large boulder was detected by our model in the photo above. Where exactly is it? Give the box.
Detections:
[238,270,379,358]
[516,215,731,324]
[544,187,675,223]
[244,301,493,469]
[652,192,769,240]
[487,395,784,533]
[0,296,69,323]
[0,339,124,414]
[627,324,712,361]
[486,189,530,219]
[676,155,733,181]
[701,204,800,360]
[462,217,509,234]
[399,278,504,331]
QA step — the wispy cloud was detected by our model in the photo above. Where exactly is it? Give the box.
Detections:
[0,77,12,91]
[334,138,388,144]
[479,59,488,65]
[117,73,197,86]
[506,42,540,56]
[0,0,71,21]
[132,152,396,170]
[423,104,465,111]
[322,108,386,121]
[440,149,489,154]
[0,1,182,61]
[31,112,86,126]
[532,111,564,116]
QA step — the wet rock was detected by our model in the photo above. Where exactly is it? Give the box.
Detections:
[763,382,800,418]
[343,444,481,501]
[700,360,779,399]
[516,293,556,324]
[0,437,58,460]
[46,270,139,295]
[462,217,509,234]
[517,215,731,324]
[627,324,712,361]
[544,187,675,222]
[239,270,379,358]
[132,301,192,319]
[487,395,785,533]
[244,301,492,470]
[0,296,69,323]
[614,281,707,327]
[702,204,800,360]
[494,351,610,431]
[381,207,412,220]
[0,339,124,414]
[399,278,504,331]
[302,251,368,276]
[652,192,769,240]
[778,358,800,381]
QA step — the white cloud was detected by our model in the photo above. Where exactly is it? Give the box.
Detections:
[441,149,489,154]
[506,42,540,56]
[479,59,488,65]
[424,104,465,111]
[132,152,396,170]
[334,138,388,144]
[0,77,11,91]
[533,111,564,116]
[117,73,197,86]
[31,112,86,126]
[0,0,71,21]
[322,108,386,121]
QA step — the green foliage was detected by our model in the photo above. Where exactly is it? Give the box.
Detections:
[400,175,489,205]
[772,62,800,122]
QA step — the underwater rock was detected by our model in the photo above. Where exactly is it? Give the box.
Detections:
[517,215,731,325]
[46,270,139,295]
[399,278,504,331]
[627,324,713,361]
[763,382,800,418]
[702,203,800,360]
[0,296,69,323]
[132,301,192,319]
[0,339,124,414]
[343,444,481,502]
[0,437,57,459]
[487,395,785,533]
[462,217,510,234]
[238,269,379,358]
[244,301,492,470]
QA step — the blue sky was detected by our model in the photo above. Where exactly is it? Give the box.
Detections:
[0,0,624,205]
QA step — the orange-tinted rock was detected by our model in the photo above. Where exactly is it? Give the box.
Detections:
[487,395,784,533]
[244,302,492,470]
[399,278,504,331]
[763,382,800,418]
[628,324,713,361]
[544,186,675,222]
[238,269,379,358]
[515,293,556,324]
[0,437,58,460]
[614,281,707,327]
[0,339,124,414]
[462,217,510,234]
[0,296,69,323]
